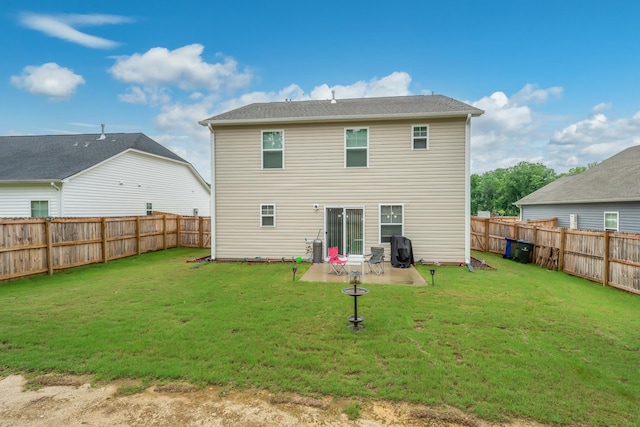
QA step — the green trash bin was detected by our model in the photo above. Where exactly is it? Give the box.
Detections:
[514,240,534,263]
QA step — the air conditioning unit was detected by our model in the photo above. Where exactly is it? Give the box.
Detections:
[569,214,578,229]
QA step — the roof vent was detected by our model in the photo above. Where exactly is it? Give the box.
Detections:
[330,90,337,104]
[97,123,106,140]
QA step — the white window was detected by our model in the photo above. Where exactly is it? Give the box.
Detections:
[412,125,429,150]
[261,204,276,227]
[146,203,153,216]
[380,204,403,243]
[31,200,49,218]
[345,128,368,167]
[604,211,619,231]
[262,130,284,169]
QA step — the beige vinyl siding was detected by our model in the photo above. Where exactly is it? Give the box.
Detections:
[213,118,467,263]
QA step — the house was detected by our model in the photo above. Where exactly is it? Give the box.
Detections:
[515,144,640,232]
[199,94,484,264]
[0,131,211,218]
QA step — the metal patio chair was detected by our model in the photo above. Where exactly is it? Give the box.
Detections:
[366,246,385,275]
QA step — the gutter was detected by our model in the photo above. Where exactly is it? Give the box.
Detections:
[50,181,63,217]
[464,114,472,265]
[208,124,216,260]
[517,197,640,206]
[198,110,485,127]
[0,179,63,184]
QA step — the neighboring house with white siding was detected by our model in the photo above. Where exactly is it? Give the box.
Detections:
[199,94,484,264]
[515,144,640,232]
[0,132,210,218]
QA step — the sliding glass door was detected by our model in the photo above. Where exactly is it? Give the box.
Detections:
[326,207,364,256]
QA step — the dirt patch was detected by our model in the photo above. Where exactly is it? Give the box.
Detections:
[469,257,495,270]
[0,374,548,427]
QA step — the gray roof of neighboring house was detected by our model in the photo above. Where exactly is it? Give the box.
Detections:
[0,133,189,181]
[516,144,640,205]
[199,94,484,126]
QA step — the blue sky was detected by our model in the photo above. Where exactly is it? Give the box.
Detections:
[2,0,640,179]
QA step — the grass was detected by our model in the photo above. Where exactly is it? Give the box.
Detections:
[1,247,639,425]
[343,402,361,420]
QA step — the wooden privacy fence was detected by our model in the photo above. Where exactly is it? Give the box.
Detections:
[471,216,640,295]
[0,215,211,282]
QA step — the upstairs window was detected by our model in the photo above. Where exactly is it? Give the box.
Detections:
[31,200,49,218]
[262,130,284,169]
[412,125,429,150]
[345,128,368,167]
[380,204,403,243]
[261,204,276,227]
[146,203,153,215]
[604,211,619,231]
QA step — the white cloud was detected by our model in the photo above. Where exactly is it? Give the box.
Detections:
[118,86,172,106]
[472,91,533,135]
[10,62,85,99]
[309,72,412,99]
[592,102,611,113]
[110,44,253,95]
[18,12,132,49]
[511,83,563,105]
[469,83,640,174]
[153,99,216,180]
[545,109,640,169]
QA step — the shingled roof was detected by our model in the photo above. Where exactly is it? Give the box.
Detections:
[199,94,483,126]
[0,133,188,182]
[516,144,640,205]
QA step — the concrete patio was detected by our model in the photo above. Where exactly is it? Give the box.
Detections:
[300,261,427,286]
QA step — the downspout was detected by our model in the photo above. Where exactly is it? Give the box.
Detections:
[208,124,216,260]
[50,181,62,217]
[464,114,472,265]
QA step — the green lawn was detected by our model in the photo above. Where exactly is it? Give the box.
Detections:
[1,248,639,426]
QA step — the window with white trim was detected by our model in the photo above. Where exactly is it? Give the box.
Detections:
[604,211,619,231]
[380,204,403,243]
[261,204,276,227]
[345,128,368,167]
[262,130,284,169]
[31,200,48,218]
[412,125,429,150]
[146,203,153,216]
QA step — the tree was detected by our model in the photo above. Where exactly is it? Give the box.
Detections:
[471,162,557,216]
[558,162,598,178]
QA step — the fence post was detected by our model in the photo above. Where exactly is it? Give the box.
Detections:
[484,217,490,252]
[163,215,167,250]
[558,228,566,272]
[603,230,610,287]
[177,215,182,247]
[45,218,54,276]
[136,216,141,255]
[102,217,108,263]
[199,216,205,248]
[532,225,538,261]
